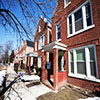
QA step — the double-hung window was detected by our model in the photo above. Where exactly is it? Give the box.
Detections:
[64,0,71,8]
[35,41,37,51]
[39,34,45,50]
[67,0,93,37]
[70,51,74,73]
[75,8,83,32]
[38,56,42,68]
[76,49,86,75]
[56,23,61,40]
[89,47,96,76]
[39,23,41,32]
[69,45,98,81]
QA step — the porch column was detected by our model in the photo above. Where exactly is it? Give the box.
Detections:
[53,48,58,90]
[26,57,28,72]
[42,50,46,81]
[25,56,27,71]
[29,56,31,75]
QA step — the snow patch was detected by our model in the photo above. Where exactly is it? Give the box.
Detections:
[78,97,100,100]
[0,70,6,86]
[21,75,40,81]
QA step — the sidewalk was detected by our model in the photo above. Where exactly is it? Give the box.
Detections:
[4,65,52,100]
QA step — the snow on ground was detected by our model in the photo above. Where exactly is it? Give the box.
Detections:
[78,97,100,100]
[28,83,53,98]
[21,75,40,81]
[0,70,6,86]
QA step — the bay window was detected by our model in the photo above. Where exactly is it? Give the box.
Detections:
[68,0,93,37]
[69,45,98,80]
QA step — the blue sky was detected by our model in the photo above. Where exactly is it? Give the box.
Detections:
[0,0,57,51]
[0,26,17,50]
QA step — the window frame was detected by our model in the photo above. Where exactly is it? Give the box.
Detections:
[35,41,37,51]
[64,0,71,8]
[38,56,42,68]
[39,34,45,50]
[56,22,61,41]
[68,44,99,82]
[67,0,94,38]
[39,23,41,33]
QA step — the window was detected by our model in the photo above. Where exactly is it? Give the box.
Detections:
[39,34,45,50]
[23,50,25,56]
[64,0,71,8]
[38,56,42,68]
[76,49,86,74]
[75,8,83,32]
[69,45,98,80]
[49,31,52,43]
[68,1,93,37]
[35,41,37,51]
[85,2,92,26]
[89,47,96,77]
[56,23,61,40]
[70,51,74,73]
[58,51,65,72]
[39,23,41,32]
[69,16,72,34]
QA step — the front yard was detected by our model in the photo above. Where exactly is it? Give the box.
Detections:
[37,85,92,100]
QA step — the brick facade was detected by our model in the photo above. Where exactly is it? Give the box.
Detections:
[34,16,52,80]
[14,40,34,73]
[51,0,100,91]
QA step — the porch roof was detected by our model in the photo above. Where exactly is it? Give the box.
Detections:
[42,41,67,52]
[27,52,38,57]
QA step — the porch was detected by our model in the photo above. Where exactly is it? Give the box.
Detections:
[26,52,38,74]
[42,41,67,90]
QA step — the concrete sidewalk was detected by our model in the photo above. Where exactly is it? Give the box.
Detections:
[4,65,52,100]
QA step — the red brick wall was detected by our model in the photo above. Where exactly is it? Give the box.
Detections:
[58,71,67,87]
[34,17,52,57]
[52,0,100,91]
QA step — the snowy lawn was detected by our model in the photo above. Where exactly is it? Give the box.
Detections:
[21,75,40,81]
[78,97,100,100]
[0,70,6,86]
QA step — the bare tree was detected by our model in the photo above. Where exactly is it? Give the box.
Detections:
[0,0,57,40]
[0,41,13,64]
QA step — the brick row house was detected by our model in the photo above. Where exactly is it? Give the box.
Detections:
[34,16,52,75]
[14,39,34,74]
[40,0,100,91]
[15,0,100,92]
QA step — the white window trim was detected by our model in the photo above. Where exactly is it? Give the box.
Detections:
[39,34,45,50]
[38,56,42,68]
[39,23,41,33]
[35,41,37,51]
[64,0,71,8]
[56,22,61,41]
[67,0,94,38]
[68,44,99,82]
